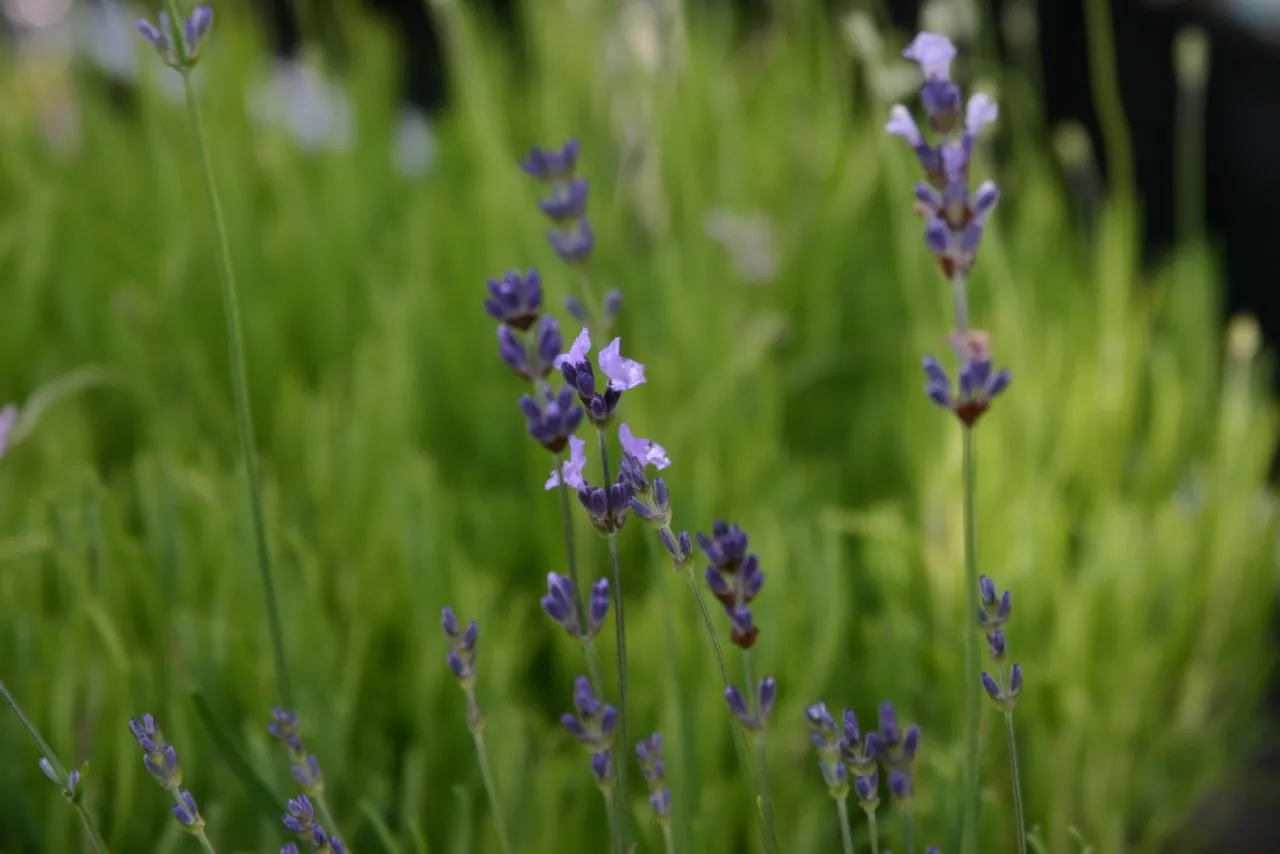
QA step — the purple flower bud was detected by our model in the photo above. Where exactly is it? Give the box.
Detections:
[0,404,16,459]
[548,220,595,265]
[877,701,901,747]
[986,630,1007,661]
[588,578,611,636]
[978,575,997,607]
[563,676,617,751]
[538,178,590,223]
[565,295,589,323]
[1009,664,1023,696]
[541,572,581,636]
[854,769,880,811]
[603,289,623,323]
[981,672,1003,704]
[484,268,543,331]
[184,5,213,53]
[520,140,580,182]
[902,725,920,762]
[590,749,614,787]
[129,714,182,790]
[441,608,479,683]
[172,789,203,831]
[522,387,583,454]
[283,794,317,834]
[842,709,861,746]
[889,769,913,802]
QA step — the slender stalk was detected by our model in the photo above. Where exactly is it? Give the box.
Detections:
[1001,661,1028,854]
[0,680,111,854]
[835,798,856,854]
[743,652,779,854]
[172,27,291,709]
[596,429,631,842]
[583,636,607,697]
[960,426,981,854]
[471,730,515,854]
[603,787,625,854]
[868,811,882,854]
[168,790,218,854]
[661,823,677,854]
[552,441,591,626]
[902,805,916,854]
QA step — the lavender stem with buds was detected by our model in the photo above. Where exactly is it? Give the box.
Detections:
[979,579,1027,853]
[129,714,218,851]
[140,0,294,711]
[0,681,110,853]
[742,652,779,854]
[266,709,345,848]
[595,428,631,843]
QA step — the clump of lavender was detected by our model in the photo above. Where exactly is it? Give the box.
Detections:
[128,714,215,851]
[886,30,1022,854]
[805,703,855,854]
[281,794,346,853]
[635,733,674,846]
[869,702,922,854]
[440,608,514,854]
[978,576,1027,852]
[562,676,624,852]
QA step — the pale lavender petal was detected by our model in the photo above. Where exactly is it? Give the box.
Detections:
[618,423,670,469]
[965,93,998,135]
[598,338,646,390]
[885,105,923,147]
[545,435,588,490]
[902,31,956,79]
[554,327,592,369]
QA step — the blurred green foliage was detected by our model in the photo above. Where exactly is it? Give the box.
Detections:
[0,2,1275,853]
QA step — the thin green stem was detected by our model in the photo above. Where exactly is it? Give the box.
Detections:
[168,789,217,854]
[553,442,589,622]
[583,636,606,698]
[868,811,882,854]
[1002,706,1028,854]
[173,35,291,709]
[604,787,625,854]
[743,653,779,854]
[471,730,515,854]
[835,798,856,854]
[193,832,218,854]
[0,680,111,854]
[1082,0,1135,202]
[960,427,981,854]
[596,429,630,843]
[661,823,677,854]
[903,805,916,854]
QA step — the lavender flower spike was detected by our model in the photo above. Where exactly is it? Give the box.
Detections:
[128,714,182,791]
[699,520,766,649]
[805,702,849,798]
[283,793,347,852]
[541,572,583,636]
[636,733,673,825]
[172,789,205,833]
[135,5,213,69]
[921,330,1011,426]
[267,707,326,796]
[556,327,647,427]
[441,607,480,685]
[561,675,618,752]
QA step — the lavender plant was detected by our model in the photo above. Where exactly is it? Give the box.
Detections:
[129,714,217,852]
[885,29,1021,854]
[267,708,345,846]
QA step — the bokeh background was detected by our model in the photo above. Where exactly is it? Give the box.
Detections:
[2,1,1280,852]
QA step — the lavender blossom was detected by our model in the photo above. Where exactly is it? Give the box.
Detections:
[520,140,581,182]
[921,330,1011,425]
[977,573,1013,630]
[854,768,880,814]
[128,714,182,791]
[134,5,212,69]
[484,269,544,331]
[591,749,616,790]
[556,327,647,427]
[171,789,204,833]
[521,140,595,265]
[38,758,81,799]
[870,701,920,774]
[541,573,610,638]
[838,709,877,777]
[0,404,17,459]
[618,423,669,469]
[982,664,1024,711]
[660,528,693,568]
[441,608,480,685]
[497,315,563,382]
[546,435,588,490]
[538,178,590,223]
[636,733,673,824]
[520,386,583,453]
[267,707,326,796]
[283,794,347,852]
[698,520,765,649]
[805,702,849,798]
[577,468,635,534]
[561,675,618,753]
[886,31,1000,277]
[725,676,776,732]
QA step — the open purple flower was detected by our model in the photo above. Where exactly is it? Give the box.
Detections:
[556,328,646,427]
[887,31,1000,277]
[546,435,588,490]
[619,423,669,469]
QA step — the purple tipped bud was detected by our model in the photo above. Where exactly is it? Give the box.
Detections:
[981,672,1002,703]
[889,769,913,801]
[902,725,920,762]
[759,677,777,719]
[587,578,611,636]
[987,630,1007,661]
[842,709,861,746]
[978,575,996,606]
[1009,664,1023,695]
[184,5,213,51]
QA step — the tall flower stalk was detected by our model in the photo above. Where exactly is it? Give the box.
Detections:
[886,31,1013,854]
[979,578,1027,854]
[135,2,293,710]
[1,681,110,853]
[129,714,219,852]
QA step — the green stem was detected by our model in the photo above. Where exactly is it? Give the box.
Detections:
[172,29,291,709]
[835,798,856,854]
[743,653,779,854]
[471,730,515,854]
[603,786,625,854]
[960,427,981,854]
[868,811,881,854]
[1002,699,1028,854]
[583,637,606,699]
[0,680,111,854]
[193,832,218,854]
[903,805,916,854]
[661,822,677,854]
[596,429,630,844]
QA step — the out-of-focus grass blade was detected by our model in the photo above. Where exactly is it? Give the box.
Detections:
[189,690,285,821]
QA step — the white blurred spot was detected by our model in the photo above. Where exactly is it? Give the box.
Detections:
[392,106,436,178]
[705,209,778,285]
[76,0,138,82]
[920,0,979,42]
[3,0,71,29]
[247,59,354,153]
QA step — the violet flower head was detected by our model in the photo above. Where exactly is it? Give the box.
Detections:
[725,676,777,732]
[541,573,609,638]
[497,315,563,382]
[441,607,480,685]
[978,573,1013,630]
[38,757,81,800]
[283,793,347,852]
[619,423,670,470]
[172,789,204,833]
[871,701,921,774]
[128,714,182,791]
[538,178,590,224]
[520,140,580,182]
[577,466,635,535]
[0,404,17,459]
[561,675,618,753]
[636,733,673,825]
[982,664,1024,711]
[135,5,212,69]
[591,749,616,790]
[521,386,583,453]
[484,268,543,331]
[805,702,849,798]
[660,528,694,569]
[887,31,1000,276]
[268,707,326,796]
[521,139,596,266]
[546,435,588,490]
[698,520,765,649]
[854,768,880,814]
[556,327,647,427]
[922,330,1011,426]
[839,708,877,777]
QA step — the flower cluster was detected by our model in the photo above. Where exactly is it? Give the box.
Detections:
[635,733,672,826]
[978,575,1024,711]
[886,31,999,278]
[541,572,611,639]
[488,269,566,384]
[556,328,647,428]
[546,423,669,535]
[867,701,921,806]
[134,5,213,70]
[442,607,485,731]
[562,676,619,788]
[922,330,1011,426]
[282,794,347,853]
[521,140,594,266]
[698,521,765,649]
[128,714,204,833]
[268,707,326,796]
[725,676,777,732]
